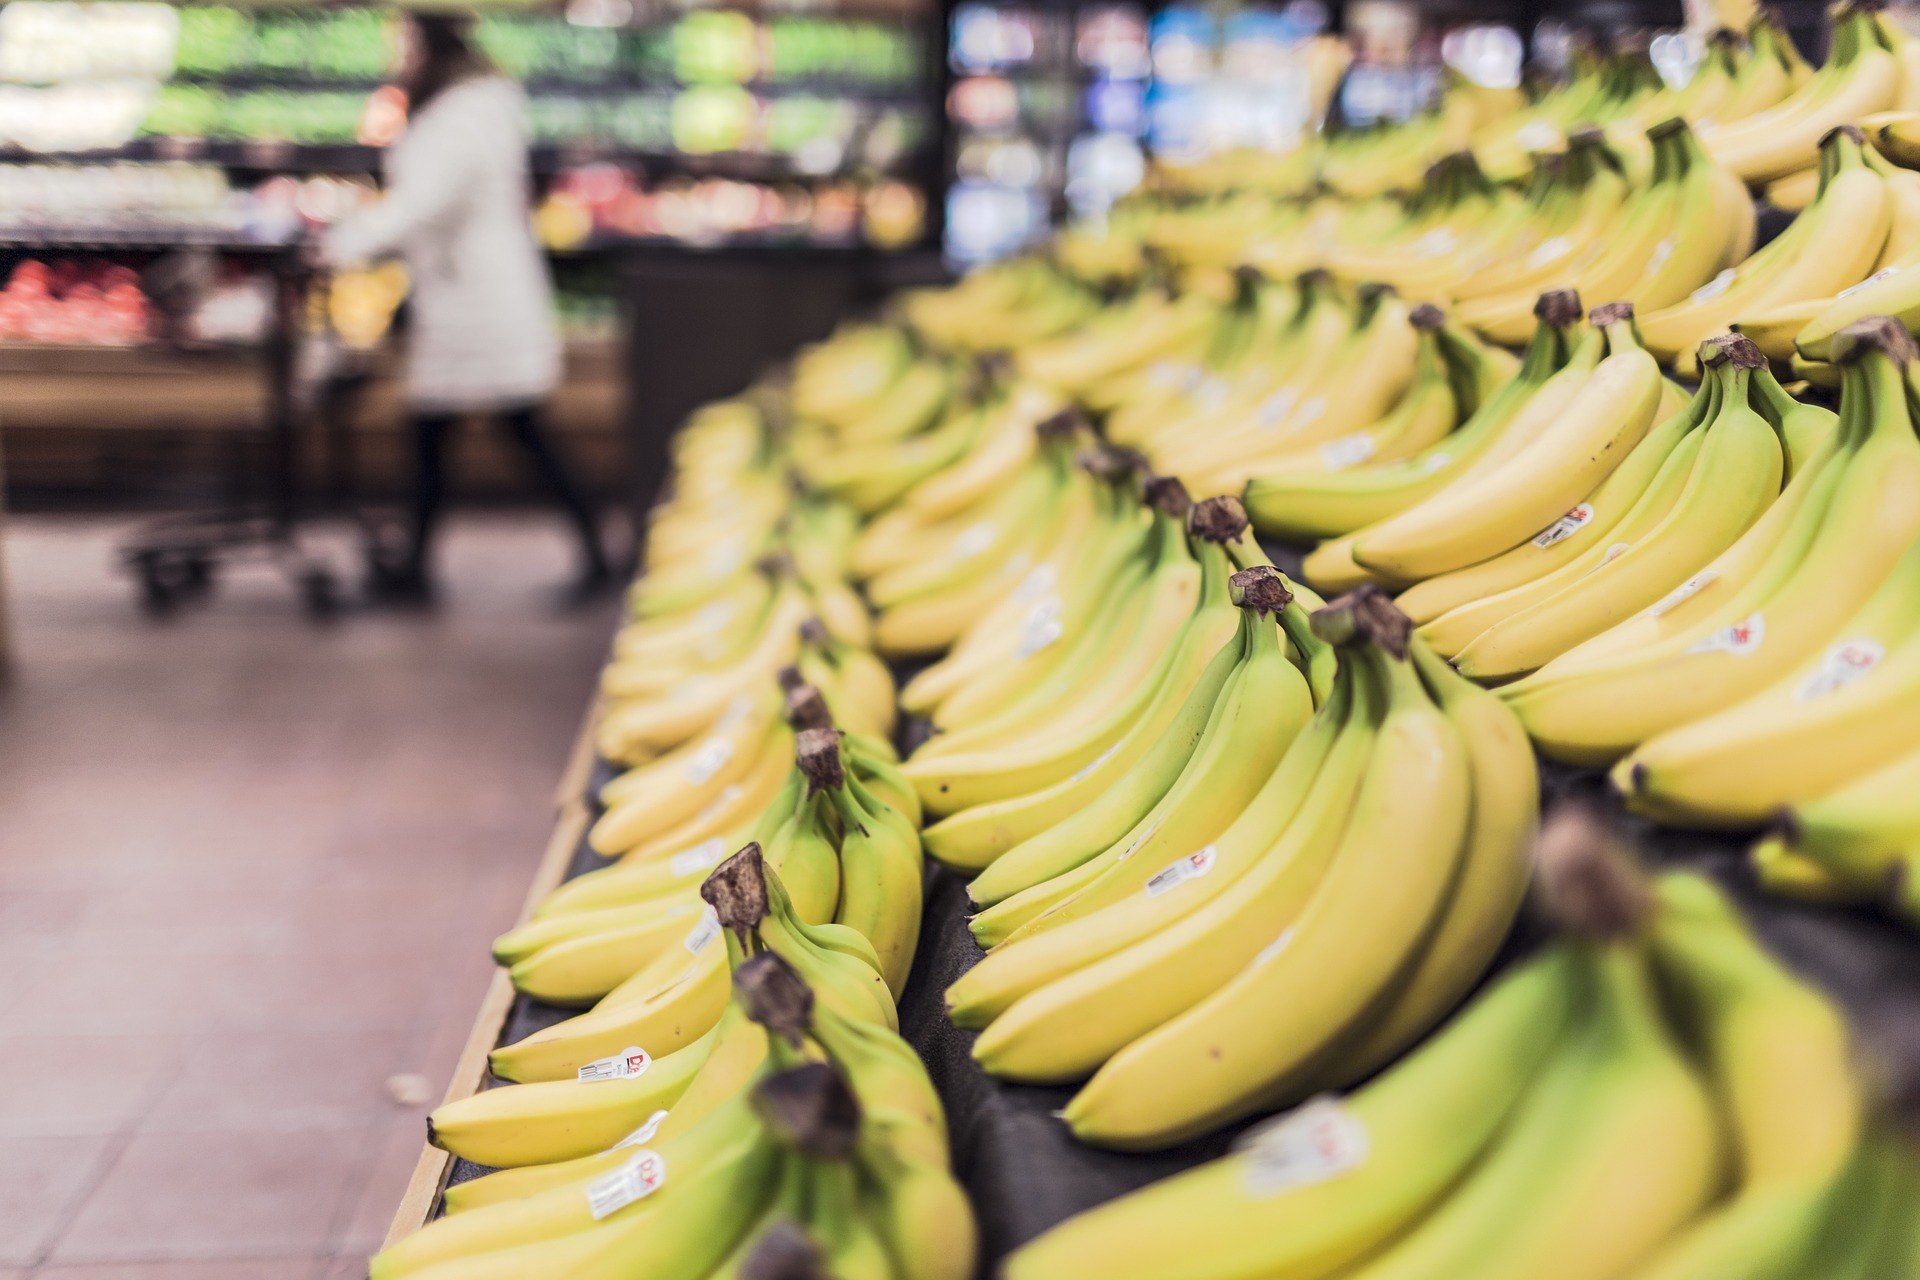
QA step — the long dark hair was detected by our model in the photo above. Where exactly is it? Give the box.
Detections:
[404,12,493,112]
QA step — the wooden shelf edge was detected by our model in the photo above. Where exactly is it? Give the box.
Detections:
[381,706,601,1251]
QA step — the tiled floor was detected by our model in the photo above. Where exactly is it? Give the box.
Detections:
[0,514,616,1279]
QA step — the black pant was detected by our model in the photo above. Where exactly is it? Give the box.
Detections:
[407,404,607,581]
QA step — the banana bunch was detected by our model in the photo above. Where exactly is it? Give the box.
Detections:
[1003,811,1901,1280]
[1702,1,1908,185]
[949,586,1531,1153]
[377,859,972,1280]
[908,497,1317,875]
[1506,316,1920,766]
[1245,292,1587,542]
[1303,298,1674,594]
[1627,18,1807,135]
[1401,334,1811,683]
[508,703,922,1009]
[899,254,1100,352]
[1471,37,1665,182]
[1760,742,1920,921]
[895,458,1190,740]
[1143,292,1516,497]
[1608,347,1920,841]
[491,730,919,1078]
[1644,125,1895,370]
[1453,120,1753,347]
[859,409,1144,659]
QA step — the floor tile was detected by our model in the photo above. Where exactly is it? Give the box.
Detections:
[34,1260,314,1279]
[0,1134,115,1265]
[0,1034,188,1137]
[0,515,612,1271]
[52,1129,362,1262]
[141,1028,421,1135]
[333,1118,433,1257]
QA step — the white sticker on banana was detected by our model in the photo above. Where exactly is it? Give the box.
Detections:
[1649,570,1718,617]
[611,1110,670,1152]
[1145,844,1217,897]
[1318,435,1376,471]
[1686,611,1765,656]
[1238,1096,1370,1196]
[579,1046,652,1083]
[585,1149,666,1220]
[669,837,729,878]
[1796,639,1885,700]
[1530,503,1595,548]
[682,906,722,955]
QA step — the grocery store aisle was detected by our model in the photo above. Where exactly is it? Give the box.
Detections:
[0,515,618,1280]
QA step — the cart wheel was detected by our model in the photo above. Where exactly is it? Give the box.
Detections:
[131,553,179,616]
[182,555,216,596]
[300,567,340,619]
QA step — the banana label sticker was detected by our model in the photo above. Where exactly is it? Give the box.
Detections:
[683,736,735,785]
[1016,597,1065,659]
[693,598,736,635]
[669,837,729,878]
[1012,562,1057,605]
[586,1149,666,1220]
[611,1110,670,1152]
[1839,267,1900,298]
[1650,570,1718,617]
[579,1046,652,1083]
[1531,503,1595,548]
[952,522,996,559]
[1239,1096,1369,1196]
[1256,387,1298,426]
[1689,269,1737,303]
[1526,236,1572,269]
[1319,435,1376,472]
[1067,742,1121,784]
[683,906,722,955]
[1796,639,1885,701]
[1145,845,1217,897]
[1687,612,1765,656]
[691,785,744,827]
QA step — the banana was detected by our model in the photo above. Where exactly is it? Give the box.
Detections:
[1451,338,1785,680]
[957,647,1369,1079]
[1351,303,1661,583]
[915,504,1242,868]
[428,1027,714,1169]
[1777,744,1920,908]
[1617,518,1920,823]
[1061,593,1470,1149]
[1247,295,1583,541]
[1303,638,1537,1087]
[1507,317,1920,765]
[1342,944,1722,1280]
[967,565,1314,946]
[804,729,923,998]
[1641,126,1892,367]
[1624,871,1861,1280]
[1000,947,1579,1280]
[949,521,1253,897]
[1702,9,1902,184]
[1396,358,1719,626]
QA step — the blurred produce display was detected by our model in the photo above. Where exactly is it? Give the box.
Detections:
[0,255,151,343]
[0,0,938,251]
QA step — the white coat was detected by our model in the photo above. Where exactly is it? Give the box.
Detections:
[324,75,561,413]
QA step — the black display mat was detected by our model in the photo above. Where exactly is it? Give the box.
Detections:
[440,533,1920,1278]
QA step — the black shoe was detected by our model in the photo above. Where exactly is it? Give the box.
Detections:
[365,555,435,607]
[554,562,618,611]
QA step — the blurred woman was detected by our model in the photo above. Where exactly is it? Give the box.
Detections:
[325,11,610,600]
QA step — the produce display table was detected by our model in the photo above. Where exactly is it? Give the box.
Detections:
[385,562,1920,1267]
